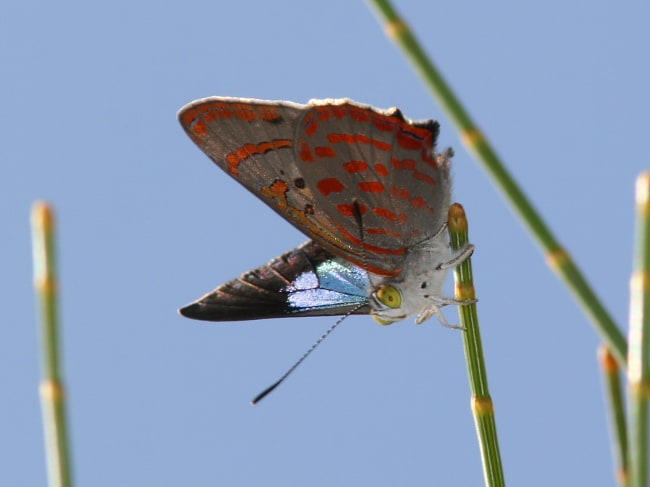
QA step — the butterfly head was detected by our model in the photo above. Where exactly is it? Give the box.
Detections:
[367,236,454,325]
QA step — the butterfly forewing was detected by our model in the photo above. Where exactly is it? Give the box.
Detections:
[179,97,451,280]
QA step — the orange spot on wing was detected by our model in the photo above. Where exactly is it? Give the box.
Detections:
[349,106,370,122]
[299,142,314,162]
[259,106,282,121]
[328,133,392,151]
[327,133,355,144]
[372,207,397,221]
[232,104,259,122]
[366,227,402,238]
[225,139,292,175]
[303,113,318,136]
[392,158,416,170]
[372,116,396,132]
[375,163,389,176]
[318,178,345,196]
[396,128,433,151]
[422,149,437,167]
[190,119,207,137]
[391,186,411,200]
[411,196,427,208]
[343,161,369,173]
[414,171,436,185]
[315,146,336,158]
[336,202,368,217]
[329,106,347,119]
[336,226,406,274]
[358,181,385,193]
[269,179,289,196]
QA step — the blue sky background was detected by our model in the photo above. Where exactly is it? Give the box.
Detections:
[2,1,649,485]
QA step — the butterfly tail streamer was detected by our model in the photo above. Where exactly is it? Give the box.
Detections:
[368,0,627,368]
[448,203,505,487]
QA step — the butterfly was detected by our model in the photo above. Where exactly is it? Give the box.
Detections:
[177,97,474,327]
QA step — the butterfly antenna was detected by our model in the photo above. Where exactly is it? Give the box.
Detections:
[251,304,364,405]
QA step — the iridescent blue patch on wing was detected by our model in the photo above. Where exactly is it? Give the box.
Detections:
[286,258,370,312]
[179,240,372,321]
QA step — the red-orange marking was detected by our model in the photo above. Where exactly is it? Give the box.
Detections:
[372,116,396,132]
[316,109,330,121]
[180,110,197,128]
[328,133,392,151]
[190,119,207,137]
[391,186,411,200]
[373,207,397,221]
[397,130,428,150]
[398,213,408,224]
[336,203,368,217]
[299,142,314,162]
[411,196,427,208]
[225,139,292,175]
[375,163,389,176]
[268,179,289,197]
[338,225,406,260]
[303,113,318,136]
[343,160,369,173]
[422,149,437,166]
[203,111,219,123]
[318,178,345,196]
[348,106,370,122]
[195,104,231,122]
[329,106,347,119]
[228,104,258,122]
[315,146,336,158]
[258,105,282,121]
[366,227,402,238]
[414,171,436,185]
[200,102,230,118]
[391,158,437,185]
[392,158,416,170]
[358,181,385,193]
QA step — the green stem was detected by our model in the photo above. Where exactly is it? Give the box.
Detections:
[599,345,629,486]
[31,202,74,487]
[367,0,627,367]
[627,173,650,487]
[448,203,506,487]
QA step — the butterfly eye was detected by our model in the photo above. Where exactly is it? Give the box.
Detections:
[372,285,402,326]
[375,284,402,309]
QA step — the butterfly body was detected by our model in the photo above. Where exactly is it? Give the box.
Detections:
[178,97,471,325]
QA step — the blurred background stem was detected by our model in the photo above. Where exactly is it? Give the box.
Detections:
[31,202,74,487]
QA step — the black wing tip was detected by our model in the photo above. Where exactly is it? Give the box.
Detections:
[178,302,204,319]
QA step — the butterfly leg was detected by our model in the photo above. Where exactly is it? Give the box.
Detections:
[415,301,465,329]
[437,243,475,270]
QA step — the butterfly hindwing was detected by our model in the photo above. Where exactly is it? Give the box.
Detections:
[179,240,371,321]
[293,101,451,276]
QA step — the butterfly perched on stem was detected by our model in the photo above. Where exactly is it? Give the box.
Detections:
[178,97,473,327]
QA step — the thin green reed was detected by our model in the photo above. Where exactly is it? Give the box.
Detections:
[448,203,505,487]
[627,173,650,487]
[31,202,74,487]
[367,0,627,367]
